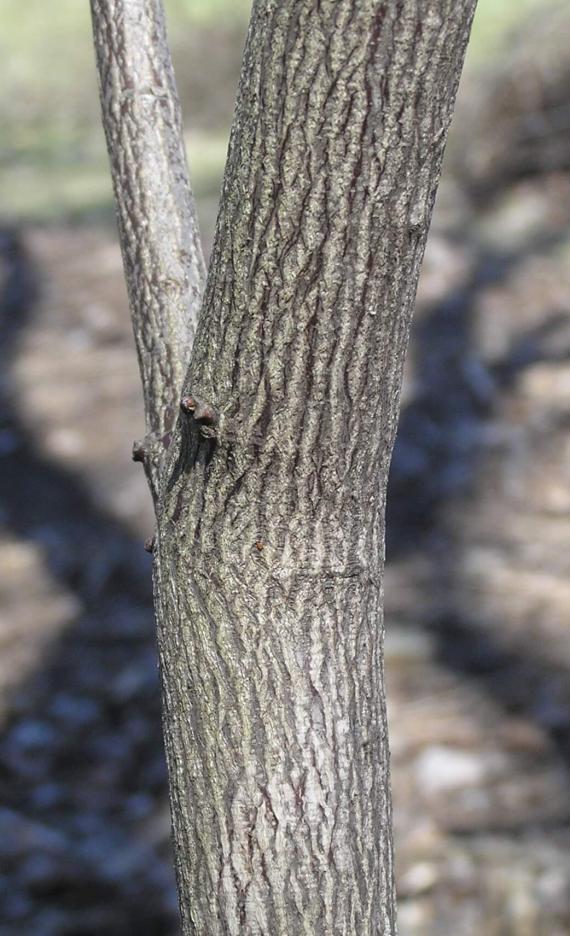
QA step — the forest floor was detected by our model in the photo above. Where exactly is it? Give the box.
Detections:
[1,168,569,935]
[2,2,570,934]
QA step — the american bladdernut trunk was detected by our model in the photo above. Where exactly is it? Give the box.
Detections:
[91,0,477,932]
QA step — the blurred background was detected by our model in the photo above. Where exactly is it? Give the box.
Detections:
[1,0,569,933]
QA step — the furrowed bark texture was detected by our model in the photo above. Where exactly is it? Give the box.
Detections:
[90,0,206,499]
[152,1,478,933]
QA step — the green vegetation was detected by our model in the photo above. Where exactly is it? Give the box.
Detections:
[170,0,251,21]
[468,0,545,61]
[0,0,543,224]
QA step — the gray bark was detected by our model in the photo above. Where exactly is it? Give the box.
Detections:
[92,0,477,933]
[90,0,206,500]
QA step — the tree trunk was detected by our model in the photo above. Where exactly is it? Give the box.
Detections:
[92,0,477,933]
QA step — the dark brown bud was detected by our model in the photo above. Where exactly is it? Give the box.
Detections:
[132,440,146,463]
[144,535,155,554]
[180,396,197,414]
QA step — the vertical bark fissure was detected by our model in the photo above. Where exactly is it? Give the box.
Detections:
[90,0,206,500]
[148,1,478,933]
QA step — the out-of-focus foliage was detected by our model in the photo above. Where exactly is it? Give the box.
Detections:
[468,0,546,61]
[0,0,546,224]
[0,0,250,223]
[170,0,251,21]
[456,2,570,197]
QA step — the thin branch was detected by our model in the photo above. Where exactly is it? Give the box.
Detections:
[90,0,206,501]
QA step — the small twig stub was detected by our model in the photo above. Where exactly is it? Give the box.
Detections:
[181,394,219,428]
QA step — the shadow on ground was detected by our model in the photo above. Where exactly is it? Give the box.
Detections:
[0,198,569,933]
[0,230,176,933]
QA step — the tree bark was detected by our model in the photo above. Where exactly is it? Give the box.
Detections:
[92,0,477,933]
[90,0,206,500]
